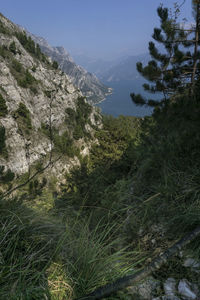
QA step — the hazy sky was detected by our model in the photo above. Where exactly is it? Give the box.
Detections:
[1,0,193,60]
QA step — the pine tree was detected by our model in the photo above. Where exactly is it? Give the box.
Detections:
[131,2,200,107]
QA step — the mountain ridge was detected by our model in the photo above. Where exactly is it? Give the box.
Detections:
[21,27,112,104]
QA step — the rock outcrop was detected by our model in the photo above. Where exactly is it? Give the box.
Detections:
[0,13,101,181]
[23,29,111,104]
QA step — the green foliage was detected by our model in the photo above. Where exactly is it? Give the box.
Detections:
[15,31,48,63]
[11,58,23,72]
[0,166,15,183]
[9,41,17,54]
[10,59,38,92]
[131,4,197,107]
[0,125,7,155]
[53,129,80,157]
[0,93,8,117]
[65,98,93,140]
[57,115,141,221]
[0,45,11,59]
[125,93,200,252]
[18,70,37,88]
[15,102,32,130]
[0,20,11,35]
[52,60,59,69]
[44,90,51,98]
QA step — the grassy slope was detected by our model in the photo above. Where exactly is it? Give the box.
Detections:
[1,88,200,299]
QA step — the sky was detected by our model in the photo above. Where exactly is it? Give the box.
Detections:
[1,0,193,60]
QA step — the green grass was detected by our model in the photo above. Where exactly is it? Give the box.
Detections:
[0,196,141,300]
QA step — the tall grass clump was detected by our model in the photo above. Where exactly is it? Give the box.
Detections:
[0,195,143,299]
[0,197,67,299]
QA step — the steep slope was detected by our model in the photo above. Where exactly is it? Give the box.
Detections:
[24,30,111,104]
[0,13,101,181]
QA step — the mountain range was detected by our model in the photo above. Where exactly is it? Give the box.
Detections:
[22,28,111,104]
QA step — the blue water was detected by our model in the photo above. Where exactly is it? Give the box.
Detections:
[97,80,153,117]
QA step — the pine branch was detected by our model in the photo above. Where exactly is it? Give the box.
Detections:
[75,226,200,300]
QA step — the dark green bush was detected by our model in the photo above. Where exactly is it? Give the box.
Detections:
[16,103,32,130]
[12,59,23,73]
[15,31,48,63]
[52,61,59,69]
[0,45,10,59]
[9,41,17,54]
[0,126,7,156]
[0,93,8,117]
[44,90,51,98]
[0,166,15,183]
[53,130,79,157]
[0,20,11,35]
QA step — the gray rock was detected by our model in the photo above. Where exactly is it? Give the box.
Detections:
[164,278,177,296]
[161,296,180,300]
[128,277,161,299]
[178,279,197,299]
[183,258,200,269]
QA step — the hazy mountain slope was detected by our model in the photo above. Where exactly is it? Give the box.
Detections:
[100,53,149,82]
[24,30,111,104]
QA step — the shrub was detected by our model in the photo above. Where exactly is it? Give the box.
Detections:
[0,20,11,35]
[14,31,48,63]
[12,59,23,72]
[44,90,51,98]
[0,93,8,117]
[16,102,32,130]
[0,166,15,183]
[53,130,78,157]
[0,126,6,155]
[52,60,59,69]
[0,45,10,59]
[9,41,17,54]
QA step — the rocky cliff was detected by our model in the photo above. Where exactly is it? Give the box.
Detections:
[24,29,111,104]
[0,13,101,182]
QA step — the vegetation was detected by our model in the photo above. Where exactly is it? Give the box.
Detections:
[0,93,8,117]
[65,97,93,140]
[0,166,15,183]
[1,3,200,300]
[15,102,32,131]
[131,2,200,106]
[10,59,38,93]
[0,125,7,156]
[9,41,17,54]
[15,31,48,63]
[0,19,11,35]
[53,129,80,157]
[52,60,59,69]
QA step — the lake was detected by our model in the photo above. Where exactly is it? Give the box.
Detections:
[97,80,153,117]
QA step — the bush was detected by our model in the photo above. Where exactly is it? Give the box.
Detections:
[15,102,32,130]
[0,45,11,59]
[15,31,48,63]
[52,61,59,69]
[9,41,17,54]
[53,130,79,157]
[0,20,11,35]
[0,166,15,183]
[0,93,8,117]
[12,59,23,72]
[0,126,6,155]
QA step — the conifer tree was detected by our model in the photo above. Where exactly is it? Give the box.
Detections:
[131,2,200,107]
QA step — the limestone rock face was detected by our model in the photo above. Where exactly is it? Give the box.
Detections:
[0,13,101,178]
[24,29,111,104]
